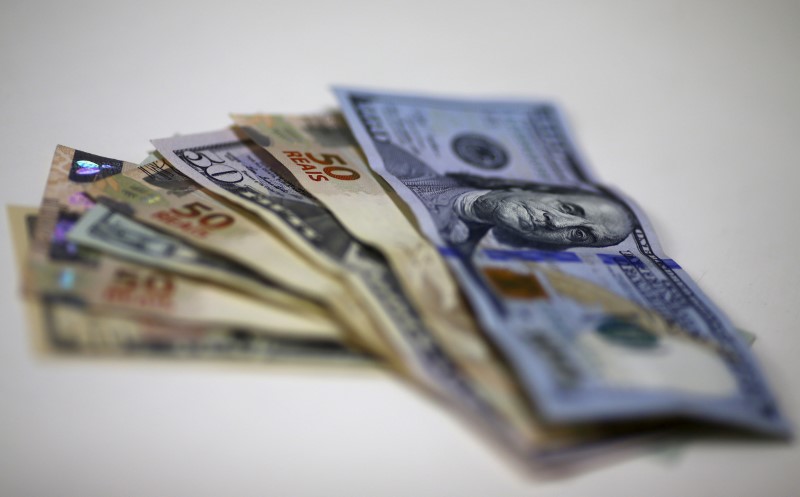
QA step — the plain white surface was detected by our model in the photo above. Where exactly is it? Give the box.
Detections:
[1,1,798,495]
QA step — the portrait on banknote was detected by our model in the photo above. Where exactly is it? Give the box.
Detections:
[370,139,635,258]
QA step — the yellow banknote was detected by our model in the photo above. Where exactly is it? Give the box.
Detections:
[151,131,414,366]
[9,205,371,366]
[26,146,342,341]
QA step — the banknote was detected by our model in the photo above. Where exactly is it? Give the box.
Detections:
[335,87,790,436]
[26,145,341,341]
[9,206,370,365]
[229,114,546,444]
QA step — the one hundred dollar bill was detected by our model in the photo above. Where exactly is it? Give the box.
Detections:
[9,205,370,366]
[334,87,790,436]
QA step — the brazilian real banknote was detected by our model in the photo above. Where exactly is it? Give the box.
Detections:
[9,206,366,365]
[334,87,790,436]
[68,203,328,322]
[26,146,343,343]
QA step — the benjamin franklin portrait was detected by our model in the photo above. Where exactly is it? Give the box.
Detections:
[373,140,635,257]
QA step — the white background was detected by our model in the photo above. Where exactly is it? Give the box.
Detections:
[1,1,798,495]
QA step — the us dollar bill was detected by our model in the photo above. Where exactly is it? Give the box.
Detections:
[26,146,341,342]
[9,206,370,365]
[335,88,790,436]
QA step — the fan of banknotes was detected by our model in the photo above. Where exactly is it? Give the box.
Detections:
[10,87,791,470]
